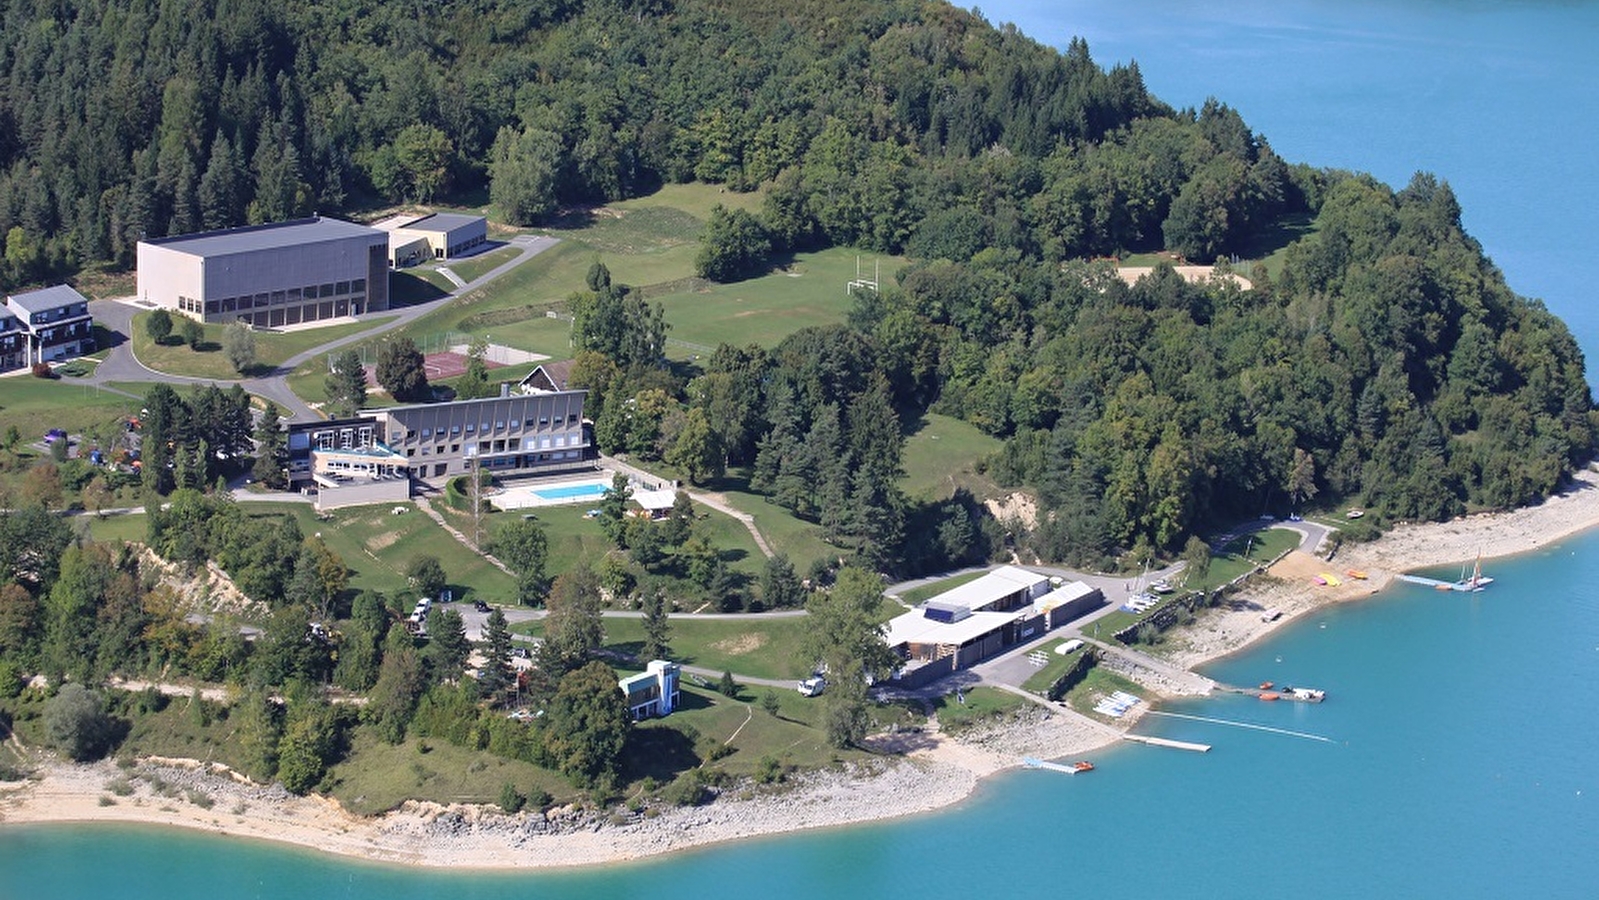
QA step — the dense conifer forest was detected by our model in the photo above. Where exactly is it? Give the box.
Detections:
[1,0,1592,572]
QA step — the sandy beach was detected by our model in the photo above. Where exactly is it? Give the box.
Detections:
[5,465,1599,869]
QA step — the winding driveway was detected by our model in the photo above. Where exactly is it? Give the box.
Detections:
[86,235,559,421]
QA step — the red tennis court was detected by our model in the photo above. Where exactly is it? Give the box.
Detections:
[362,352,506,386]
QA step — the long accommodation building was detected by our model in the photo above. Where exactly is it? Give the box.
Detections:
[286,387,591,509]
[3,285,94,370]
[136,217,389,328]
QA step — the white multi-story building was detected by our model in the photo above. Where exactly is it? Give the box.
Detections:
[136,216,390,328]
[3,285,94,369]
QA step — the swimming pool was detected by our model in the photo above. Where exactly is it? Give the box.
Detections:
[531,482,609,501]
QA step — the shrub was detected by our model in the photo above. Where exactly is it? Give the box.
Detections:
[0,661,24,699]
[44,684,116,761]
[498,782,526,814]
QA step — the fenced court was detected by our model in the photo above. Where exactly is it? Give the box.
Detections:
[337,331,549,384]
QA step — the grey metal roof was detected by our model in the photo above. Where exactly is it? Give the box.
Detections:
[404,213,485,233]
[6,284,89,314]
[140,217,384,258]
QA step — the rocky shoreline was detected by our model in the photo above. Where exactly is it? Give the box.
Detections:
[5,467,1599,868]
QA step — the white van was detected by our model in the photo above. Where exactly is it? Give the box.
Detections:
[798,676,826,697]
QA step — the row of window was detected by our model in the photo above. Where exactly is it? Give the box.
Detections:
[407,441,584,458]
[407,449,583,474]
[21,304,88,324]
[395,413,580,443]
[313,427,375,451]
[446,234,487,257]
[190,281,367,316]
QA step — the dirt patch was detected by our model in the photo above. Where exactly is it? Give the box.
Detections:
[984,492,1038,530]
[1268,550,1336,583]
[710,633,767,655]
[136,546,262,618]
[366,531,400,551]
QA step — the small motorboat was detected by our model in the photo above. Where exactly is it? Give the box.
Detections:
[1259,692,1281,701]
[1072,761,1095,773]
[1258,681,1274,691]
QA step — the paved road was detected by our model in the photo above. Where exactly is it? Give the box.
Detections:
[86,235,560,422]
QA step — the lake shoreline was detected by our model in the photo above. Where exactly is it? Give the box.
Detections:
[4,465,1598,869]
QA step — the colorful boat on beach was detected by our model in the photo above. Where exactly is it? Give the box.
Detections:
[1345,569,1368,580]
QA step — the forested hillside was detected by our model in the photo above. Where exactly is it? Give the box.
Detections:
[2,0,1593,570]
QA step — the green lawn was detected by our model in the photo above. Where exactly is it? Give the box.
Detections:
[929,685,1029,731]
[626,681,856,783]
[1063,667,1147,723]
[444,245,521,284]
[610,182,766,220]
[0,376,142,442]
[1196,526,1304,590]
[900,413,1002,501]
[515,614,817,681]
[95,500,517,603]
[244,501,518,603]
[389,270,453,306]
[1021,639,1090,693]
[129,312,398,379]
[84,511,148,543]
[654,247,907,351]
[328,729,572,815]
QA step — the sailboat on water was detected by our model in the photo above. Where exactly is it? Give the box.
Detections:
[1455,552,1494,592]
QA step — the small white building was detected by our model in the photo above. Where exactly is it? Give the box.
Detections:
[375,212,488,266]
[619,660,681,719]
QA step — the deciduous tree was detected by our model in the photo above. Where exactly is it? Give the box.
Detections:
[223,321,256,374]
[541,660,629,788]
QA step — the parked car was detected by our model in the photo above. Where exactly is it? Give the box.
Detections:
[473,600,491,613]
[798,675,826,697]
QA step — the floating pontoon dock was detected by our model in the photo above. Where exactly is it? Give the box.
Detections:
[1022,757,1094,774]
[1396,574,1492,592]
[1122,734,1211,752]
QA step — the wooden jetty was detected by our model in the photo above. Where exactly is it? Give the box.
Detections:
[1122,734,1211,753]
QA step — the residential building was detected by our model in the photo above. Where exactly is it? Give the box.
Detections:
[0,309,26,372]
[374,213,488,266]
[518,359,575,394]
[885,566,1105,689]
[619,660,681,719]
[135,216,390,328]
[4,285,95,369]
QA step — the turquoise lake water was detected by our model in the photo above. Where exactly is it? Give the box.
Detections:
[5,1,1599,896]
